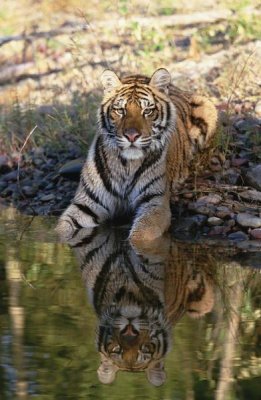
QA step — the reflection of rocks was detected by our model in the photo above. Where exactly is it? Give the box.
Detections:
[66,228,217,386]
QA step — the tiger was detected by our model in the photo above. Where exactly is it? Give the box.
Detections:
[56,68,217,242]
[68,227,215,386]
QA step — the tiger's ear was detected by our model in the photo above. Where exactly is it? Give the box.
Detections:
[100,70,122,93]
[97,354,119,384]
[149,68,171,94]
[146,361,166,386]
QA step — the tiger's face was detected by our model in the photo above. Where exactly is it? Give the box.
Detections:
[99,68,176,160]
[97,304,169,386]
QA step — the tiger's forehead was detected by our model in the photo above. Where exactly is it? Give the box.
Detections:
[114,84,155,107]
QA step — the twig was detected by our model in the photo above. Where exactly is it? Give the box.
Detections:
[0,23,89,47]
[17,125,38,216]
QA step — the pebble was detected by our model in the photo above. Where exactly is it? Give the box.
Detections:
[22,186,38,197]
[40,193,56,202]
[240,190,261,202]
[208,226,230,236]
[2,170,19,182]
[0,155,11,173]
[249,229,261,240]
[244,165,261,191]
[196,194,222,206]
[0,181,7,191]
[207,217,223,226]
[234,118,260,133]
[215,206,231,219]
[237,213,261,228]
[225,219,236,228]
[228,231,249,241]
[59,158,84,181]
[188,203,216,216]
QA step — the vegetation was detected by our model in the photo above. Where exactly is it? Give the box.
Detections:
[0,0,260,154]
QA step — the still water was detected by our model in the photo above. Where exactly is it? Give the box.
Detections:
[0,207,260,400]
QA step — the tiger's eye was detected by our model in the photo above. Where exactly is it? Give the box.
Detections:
[143,108,154,116]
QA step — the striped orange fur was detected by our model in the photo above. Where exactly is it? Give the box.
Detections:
[56,68,217,242]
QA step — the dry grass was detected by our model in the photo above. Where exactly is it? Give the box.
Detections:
[0,0,260,154]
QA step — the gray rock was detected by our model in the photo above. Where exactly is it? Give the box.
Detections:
[207,217,223,226]
[0,181,7,191]
[22,186,38,197]
[59,158,84,181]
[215,206,231,219]
[249,229,261,240]
[188,203,216,216]
[237,213,261,228]
[240,189,261,202]
[228,231,249,241]
[40,193,56,202]
[234,118,261,133]
[244,165,261,191]
[2,170,19,182]
[0,155,11,173]
[196,194,222,206]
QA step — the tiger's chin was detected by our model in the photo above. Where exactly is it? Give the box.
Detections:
[121,147,144,160]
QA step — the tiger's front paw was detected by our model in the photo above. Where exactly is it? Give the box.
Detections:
[55,219,76,241]
[129,225,163,245]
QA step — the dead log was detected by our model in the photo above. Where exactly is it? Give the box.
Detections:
[0,9,233,48]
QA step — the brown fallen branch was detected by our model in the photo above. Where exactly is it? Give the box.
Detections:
[0,9,233,48]
[0,23,89,47]
[116,9,233,29]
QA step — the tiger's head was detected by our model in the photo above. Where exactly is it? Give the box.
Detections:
[96,304,170,387]
[99,68,176,160]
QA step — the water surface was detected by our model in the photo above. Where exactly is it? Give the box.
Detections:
[0,207,260,400]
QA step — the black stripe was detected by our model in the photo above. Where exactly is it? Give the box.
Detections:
[94,137,122,198]
[190,101,203,108]
[139,174,165,194]
[135,192,163,210]
[73,202,99,224]
[70,227,99,249]
[81,177,109,211]
[127,148,163,194]
[70,216,82,229]
[191,116,208,136]
[80,239,109,269]
[124,253,163,307]
[166,101,171,123]
[139,261,164,281]
[100,107,110,131]
[93,251,121,314]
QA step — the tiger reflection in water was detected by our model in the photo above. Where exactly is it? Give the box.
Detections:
[66,227,215,386]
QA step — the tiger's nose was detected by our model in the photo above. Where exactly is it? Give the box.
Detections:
[124,128,141,143]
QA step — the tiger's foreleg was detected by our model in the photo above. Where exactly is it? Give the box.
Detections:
[56,173,112,240]
[129,193,171,244]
